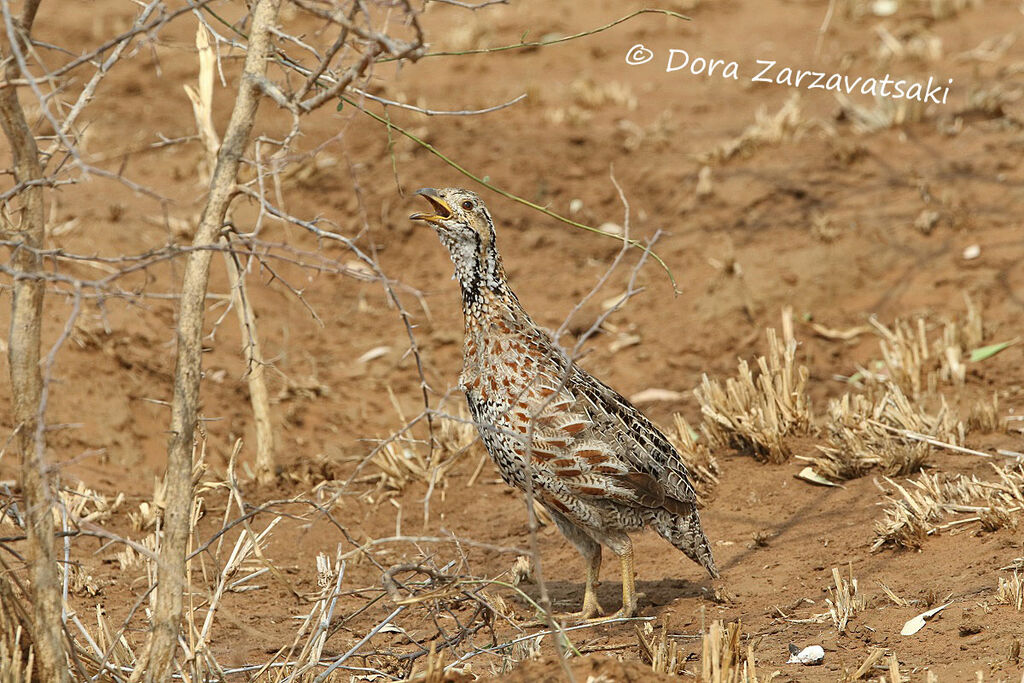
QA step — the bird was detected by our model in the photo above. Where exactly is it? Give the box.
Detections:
[411,187,718,619]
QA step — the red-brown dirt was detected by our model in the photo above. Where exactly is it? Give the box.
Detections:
[2,0,1023,680]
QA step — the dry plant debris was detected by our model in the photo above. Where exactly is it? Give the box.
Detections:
[636,617,686,676]
[0,566,34,683]
[826,566,866,634]
[701,619,760,683]
[544,77,637,127]
[798,297,1003,482]
[873,25,943,66]
[849,647,887,679]
[434,403,479,457]
[809,384,949,480]
[873,463,1024,550]
[996,571,1023,611]
[667,413,721,503]
[365,406,474,496]
[834,93,928,134]
[696,327,813,463]
[858,298,984,399]
[699,94,821,164]
[367,439,438,494]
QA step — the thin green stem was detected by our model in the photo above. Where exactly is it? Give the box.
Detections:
[343,94,679,289]
[380,8,689,61]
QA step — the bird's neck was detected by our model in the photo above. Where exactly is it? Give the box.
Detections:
[447,240,530,338]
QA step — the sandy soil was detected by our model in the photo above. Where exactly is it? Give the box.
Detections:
[2,0,1024,680]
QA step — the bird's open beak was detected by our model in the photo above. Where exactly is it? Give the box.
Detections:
[410,187,453,224]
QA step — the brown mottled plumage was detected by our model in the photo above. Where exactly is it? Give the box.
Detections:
[412,187,717,619]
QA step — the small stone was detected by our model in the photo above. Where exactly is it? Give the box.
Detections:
[787,644,824,665]
[872,0,898,16]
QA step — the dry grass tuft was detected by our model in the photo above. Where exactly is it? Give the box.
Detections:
[810,297,1003,482]
[825,566,865,633]
[873,25,943,66]
[996,571,1023,611]
[368,439,437,493]
[866,315,935,398]
[366,411,475,496]
[699,94,818,164]
[0,567,33,683]
[701,619,759,682]
[809,384,946,480]
[510,555,534,586]
[667,413,720,502]
[435,404,479,457]
[569,77,637,111]
[835,93,928,134]
[636,617,686,676]
[873,463,1024,550]
[696,327,813,463]
[965,393,1002,433]
[545,78,637,127]
[858,297,984,399]
[437,19,493,53]
[58,482,123,525]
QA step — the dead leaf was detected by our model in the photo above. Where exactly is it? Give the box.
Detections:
[901,602,951,636]
[795,466,843,488]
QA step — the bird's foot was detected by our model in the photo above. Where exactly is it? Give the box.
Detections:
[525,603,648,627]
[525,603,605,627]
[577,602,640,625]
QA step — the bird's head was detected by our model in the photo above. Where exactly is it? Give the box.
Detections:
[411,187,506,291]
[410,187,492,244]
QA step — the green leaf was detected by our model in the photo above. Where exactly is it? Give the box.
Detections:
[336,99,344,111]
[969,338,1020,363]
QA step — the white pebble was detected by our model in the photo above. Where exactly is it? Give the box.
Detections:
[871,0,898,16]
[787,644,824,665]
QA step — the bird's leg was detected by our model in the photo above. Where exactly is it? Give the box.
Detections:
[573,536,636,623]
[612,536,637,618]
[578,545,604,619]
[543,539,604,622]
[526,514,605,624]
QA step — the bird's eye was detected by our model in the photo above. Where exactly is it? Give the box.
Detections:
[461,200,474,211]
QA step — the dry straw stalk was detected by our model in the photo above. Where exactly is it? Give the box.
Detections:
[696,327,812,463]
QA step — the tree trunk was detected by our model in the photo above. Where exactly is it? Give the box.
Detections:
[143,1,281,680]
[0,0,68,679]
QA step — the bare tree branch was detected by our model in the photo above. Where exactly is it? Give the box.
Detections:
[223,234,277,486]
[142,1,282,679]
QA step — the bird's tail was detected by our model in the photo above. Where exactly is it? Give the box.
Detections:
[650,505,719,579]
